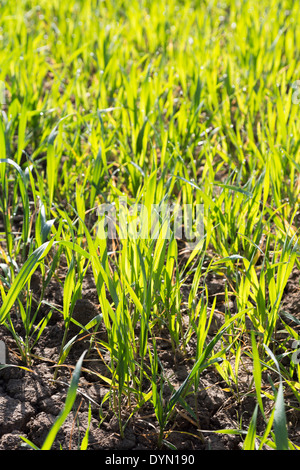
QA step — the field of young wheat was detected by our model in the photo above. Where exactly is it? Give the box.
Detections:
[0,0,299,451]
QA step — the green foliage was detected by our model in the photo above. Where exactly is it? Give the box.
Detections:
[0,0,299,450]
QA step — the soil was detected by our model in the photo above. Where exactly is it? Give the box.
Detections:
[0,263,300,451]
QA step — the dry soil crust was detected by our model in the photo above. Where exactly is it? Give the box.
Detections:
[0,267,299,450]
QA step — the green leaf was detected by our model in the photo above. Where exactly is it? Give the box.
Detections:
[0,240,54,325]
[41,350,87,450]
[243,404,258,450]
[251,331,265,418]
[213,182,253,198]
[80,402,92,450]
[264,344,289,450]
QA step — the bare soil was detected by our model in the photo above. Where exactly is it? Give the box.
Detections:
[0,265,300,451]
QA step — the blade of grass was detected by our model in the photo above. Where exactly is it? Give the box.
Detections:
[0,239,55,325]
[41,350,87,450]
[264,344,289,450]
